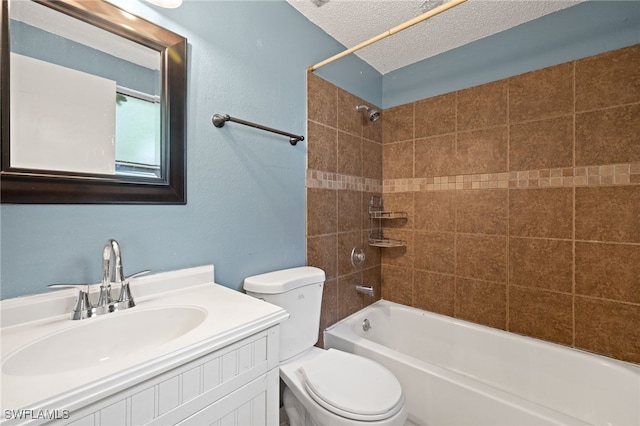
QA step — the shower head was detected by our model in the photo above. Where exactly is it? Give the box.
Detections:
[420,0,446,13]
[356,104,381,122]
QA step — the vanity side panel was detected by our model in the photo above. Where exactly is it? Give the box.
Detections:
[265,367,279,425]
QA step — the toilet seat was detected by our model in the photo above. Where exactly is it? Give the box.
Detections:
[298,349,404,422]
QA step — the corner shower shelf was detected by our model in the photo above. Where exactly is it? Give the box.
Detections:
[368,196,407,248]
[368,238,406,248]
[369,211,408,220]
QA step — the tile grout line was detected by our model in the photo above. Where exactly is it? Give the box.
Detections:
[572,59,577,348]
[506,79,511,332]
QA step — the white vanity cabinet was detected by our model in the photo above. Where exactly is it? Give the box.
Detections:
[67,327,280,426]
[1,266,288,426]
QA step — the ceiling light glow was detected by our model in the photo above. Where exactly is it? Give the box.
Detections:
[144,0,182,9]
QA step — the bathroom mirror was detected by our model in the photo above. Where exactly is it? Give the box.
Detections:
[1,0,187,204]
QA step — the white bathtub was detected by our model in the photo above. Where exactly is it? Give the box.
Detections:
[324,300,640,426]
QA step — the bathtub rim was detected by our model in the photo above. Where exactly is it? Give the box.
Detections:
[324,299,640,375]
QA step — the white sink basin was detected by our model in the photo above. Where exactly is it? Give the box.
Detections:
[3,306,206,376]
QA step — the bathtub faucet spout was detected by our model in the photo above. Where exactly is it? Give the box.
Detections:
[356,285,374,297]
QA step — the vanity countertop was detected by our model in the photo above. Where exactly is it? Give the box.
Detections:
[0,265,288,414]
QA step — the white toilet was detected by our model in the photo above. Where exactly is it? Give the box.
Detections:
[243,266,408,426]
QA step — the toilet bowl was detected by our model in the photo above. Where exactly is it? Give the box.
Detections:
[243,267,408,426]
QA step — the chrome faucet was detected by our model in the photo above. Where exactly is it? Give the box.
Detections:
[98,239,122,310]
[49,239,149,320]
[356,285,375,297]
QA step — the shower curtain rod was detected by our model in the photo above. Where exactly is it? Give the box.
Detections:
[212,114,305,146]
[308,0,467,72]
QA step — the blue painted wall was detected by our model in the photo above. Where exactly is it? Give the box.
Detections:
[382,0,640,108]
[2,0,638,299]
[0,0,381,299]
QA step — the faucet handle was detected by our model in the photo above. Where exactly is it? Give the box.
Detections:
[48,284,96,320]
[115,269,151,309]
[125,270,151,281]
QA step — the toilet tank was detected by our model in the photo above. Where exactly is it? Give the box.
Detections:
[243,267,325,362]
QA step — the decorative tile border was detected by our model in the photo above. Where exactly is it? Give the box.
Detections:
[306,170,383,192]
[307,163,640,193]
[383,162,640,193]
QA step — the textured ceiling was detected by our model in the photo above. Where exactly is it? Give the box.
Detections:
[287,0,584,74]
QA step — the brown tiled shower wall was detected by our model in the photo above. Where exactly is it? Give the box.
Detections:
[306,73,384,347]
[307,44,640,363]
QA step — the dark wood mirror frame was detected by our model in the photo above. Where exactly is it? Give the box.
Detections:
[0,0,187,204]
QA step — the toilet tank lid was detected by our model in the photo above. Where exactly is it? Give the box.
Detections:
[243,266,325,294]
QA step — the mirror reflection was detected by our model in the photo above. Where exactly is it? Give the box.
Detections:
[9,0,162,177]
[1,0,187,204]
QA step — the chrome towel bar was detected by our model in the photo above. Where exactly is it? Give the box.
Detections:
[212,114,304,146]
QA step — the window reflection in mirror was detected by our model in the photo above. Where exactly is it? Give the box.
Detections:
[116,88,161,178]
